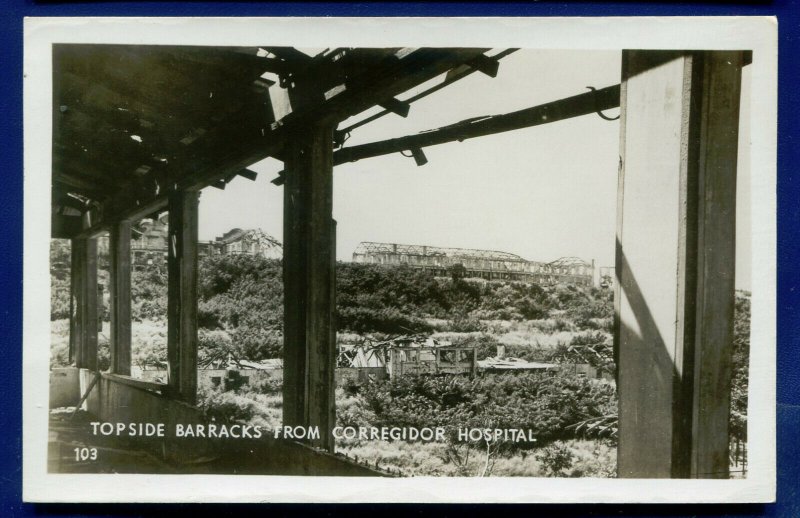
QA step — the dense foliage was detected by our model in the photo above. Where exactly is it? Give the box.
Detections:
[730,292,751,444]
[50,243,749,474]
[50,250,615,359]
[198,255,284,361]
[336,263,612,334]
[342,372,617,451]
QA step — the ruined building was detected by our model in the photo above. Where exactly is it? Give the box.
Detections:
[129,218,282,265]
[209,228,282,259]
[352,241,594,286]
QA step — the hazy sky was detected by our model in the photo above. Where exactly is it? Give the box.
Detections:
[197,50,752,290]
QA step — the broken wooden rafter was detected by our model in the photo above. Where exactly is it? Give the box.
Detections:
[55,172,112,196]
[336,49,517,139]
[333,84,621,165]
[63,48,491,238]
[467,54,500,78]
[271,170,287,186]
[379,97,411,118]
[177,49,488,193]
[222,167,259,185]
[237,168,258,181]
[265,46,314,64]
[410,148,428,166]
[321,48,491,125]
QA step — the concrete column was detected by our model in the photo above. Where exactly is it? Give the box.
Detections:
[283,123,337,451]
[615,50,743,478]
[167,191,199,404]
[71,237,98,371]
[109,220,132,375]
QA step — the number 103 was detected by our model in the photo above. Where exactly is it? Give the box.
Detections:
[73,447,97,461]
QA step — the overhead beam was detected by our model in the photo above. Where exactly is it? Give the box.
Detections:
[54,172,113,195]
[237,168,259,181]
[378,98,411,118]
[60,48,490,239]
[319,48,490,125]
[333,84,621,165]
[467,54,500,77]
[55,45,269,126]
[52,213,83,239]
[337,49,518,137]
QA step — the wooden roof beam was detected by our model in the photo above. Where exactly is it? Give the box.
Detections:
[336,49,518,139]
[333,83,621,165]
[68,49,490,238]
[56,48,263,132]
[56,73,186,144]
[321,48,491,125]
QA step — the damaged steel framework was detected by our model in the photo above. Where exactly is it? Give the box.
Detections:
[52,45,748,478]
[351,241,594,285]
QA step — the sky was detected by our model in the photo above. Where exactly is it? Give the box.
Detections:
[197,49,752,290]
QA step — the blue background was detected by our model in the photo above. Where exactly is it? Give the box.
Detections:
[1,2,797,516]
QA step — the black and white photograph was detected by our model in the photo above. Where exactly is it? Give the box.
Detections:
[23,17,777,503]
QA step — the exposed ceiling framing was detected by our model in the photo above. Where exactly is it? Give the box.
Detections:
[52,45,493,238]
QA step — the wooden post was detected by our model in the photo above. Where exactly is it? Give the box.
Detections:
[167,190,199,404]
[71,237,98,371]
[615,50,743,478]
[109,220,132,375]
[68,239,80,365]
[282,123,336,451]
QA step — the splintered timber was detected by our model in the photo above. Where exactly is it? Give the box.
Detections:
[89,422,540,443]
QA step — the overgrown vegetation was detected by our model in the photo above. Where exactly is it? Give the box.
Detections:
[730,292,751,446]
[50,246,615,364]
[346,372,614,446]
[49,241,750,477]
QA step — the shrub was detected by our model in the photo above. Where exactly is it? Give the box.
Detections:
[451,333,501,360]
[198,388,258,423]
[730,292,750,443]
[447,314,486,333]
[536,444,575,477]
[250,376,283,396]
[354,372,617,451]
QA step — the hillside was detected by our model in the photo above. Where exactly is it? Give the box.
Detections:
[49,249,750,477]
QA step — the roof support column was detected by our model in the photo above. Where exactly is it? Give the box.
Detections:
[615,50,743,478]
[109,220,132,375]
[167,190,199,405]
[70,237,98,371]
[282,123,336,452]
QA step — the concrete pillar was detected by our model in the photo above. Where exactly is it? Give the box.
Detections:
[109,220,132,375]
[615,50,743,478]
[283,123,336,451]
[71,237,98,371]
[167,191,199,404]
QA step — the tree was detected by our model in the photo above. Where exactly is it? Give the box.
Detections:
[448,263,467,283]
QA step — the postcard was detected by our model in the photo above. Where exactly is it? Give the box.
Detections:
[22,16,777,503]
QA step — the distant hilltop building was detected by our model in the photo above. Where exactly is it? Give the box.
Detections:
[352,241,594,286]
[208,228,282,259]
[130,214,169,263]
[599,266,616,288]
[129,215,281,264]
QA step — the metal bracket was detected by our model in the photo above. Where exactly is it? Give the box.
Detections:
[587,86,620,121]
